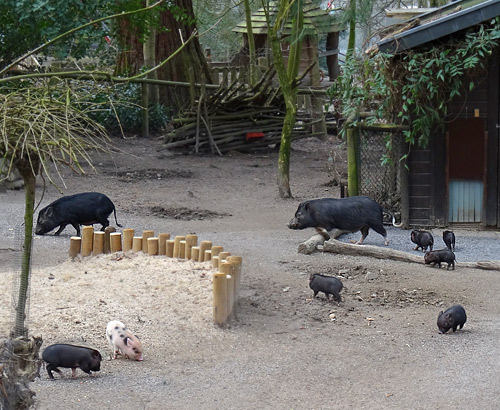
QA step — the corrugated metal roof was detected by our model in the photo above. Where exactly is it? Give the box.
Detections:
[232,0,341,35]
[378,0,500,54]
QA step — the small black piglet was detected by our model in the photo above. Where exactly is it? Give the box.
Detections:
[42,343,102,379]
[437,305,467,334]
[411,230,434,252]
[443,230,456,251]
[309,273,343,303]
[424,249,456,270]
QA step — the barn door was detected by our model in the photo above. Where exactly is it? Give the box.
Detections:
[447,118,485,223]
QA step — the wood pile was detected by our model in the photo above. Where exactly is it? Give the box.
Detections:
[161,66,324,154]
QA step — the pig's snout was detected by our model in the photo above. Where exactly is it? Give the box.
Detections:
[288,218,298,229]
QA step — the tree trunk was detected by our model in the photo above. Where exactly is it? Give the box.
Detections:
[115,0,211,111]
[244,0,258,86]
[270,0,304,199]
[13,158,38,338]
[155,0,212,109]
[346,0,356,60]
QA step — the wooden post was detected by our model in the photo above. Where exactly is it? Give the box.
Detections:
[211,245,223,258]
[123,228,134,252]
[204,250,212,261]
[93,232,105,255]
[179,240,186,259]
[218,251,231,263]
[191,246,200,261]
[81,226,94,257]
[219,262,234,321]
[185,234,198,259]
[212,256,220,270]
[142,230,154,253]
[347,126,359,197]
[199,241,212,262]
[104,226,116,254]
[228,256,243,313]
[69,237,81,259]
[173,236,186,258]
[213,272,228,327]
[132,236,143,252]
[110,232,122,253]
[148,237,159,255]
[159,233,170,255]
[166,240,175,257]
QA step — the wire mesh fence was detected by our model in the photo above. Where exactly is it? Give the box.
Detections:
[358,128,403,214]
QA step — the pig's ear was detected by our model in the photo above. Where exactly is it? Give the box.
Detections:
[46,206,54,218]
[304,201,310,211]
[92,350,101,358]
[124,336,131,346]
[438,311,444,317]
[446,313,453,320]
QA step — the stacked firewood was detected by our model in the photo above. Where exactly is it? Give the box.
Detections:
[161,66,322,154]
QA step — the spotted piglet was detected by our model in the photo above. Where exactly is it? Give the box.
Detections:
[106,320,144,361]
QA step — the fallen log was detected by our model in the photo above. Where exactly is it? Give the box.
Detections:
[318,239,500,271]
[297,229,349,255]
[323,240,423,263]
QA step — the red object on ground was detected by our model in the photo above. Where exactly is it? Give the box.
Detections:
[246,132,265,141]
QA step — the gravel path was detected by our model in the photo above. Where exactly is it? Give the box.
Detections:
[339,225,500,263]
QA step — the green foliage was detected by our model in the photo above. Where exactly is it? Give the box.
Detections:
[0,0,112,65]
[0,0,179,67]
[329,17,500,150]
[83,83,170,134]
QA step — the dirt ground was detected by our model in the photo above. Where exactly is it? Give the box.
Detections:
[1,136,500,410]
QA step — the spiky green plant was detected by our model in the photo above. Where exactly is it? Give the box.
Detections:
[0,79,113,337]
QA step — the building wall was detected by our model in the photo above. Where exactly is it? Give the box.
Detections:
[408,51,499,227]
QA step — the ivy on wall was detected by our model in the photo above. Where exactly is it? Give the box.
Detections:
[328,17,500,161]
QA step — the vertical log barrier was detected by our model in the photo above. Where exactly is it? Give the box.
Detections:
[142,230,154,253]
[213,272,228,327]
[227,255,242,314]
[69,237,81,259]
[123,229,134,252]
[166,240,175,257]
[179,240,186,259]
[93,232,105,255]
[159,233,170,255]
[173,236,186,258]
[191,246,200,261]
[199,241,212,262]
[218,262,234,322]
[110,232,122,253]
[67,227,243,327]
[132,237,143,252]
[104,226,116,254]
[185,235,198,259]
[148,237,159,255]
[81,226,94,257]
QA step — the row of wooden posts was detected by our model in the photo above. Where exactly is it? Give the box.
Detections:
[68,226,242,327]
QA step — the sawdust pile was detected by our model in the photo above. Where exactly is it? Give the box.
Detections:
[0,253,222,359]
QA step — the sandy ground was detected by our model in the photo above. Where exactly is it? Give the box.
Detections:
[1,136,500,410]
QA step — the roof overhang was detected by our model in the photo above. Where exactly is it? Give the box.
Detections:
[378,0,500,54]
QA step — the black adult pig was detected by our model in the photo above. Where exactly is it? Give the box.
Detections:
[309,273,343,303]
[35,192,122,236]
[443,230,456,251]
[42,344,102,379]
[411,230,434,252]
[424,249,456,270]
[288,196,395,245]
[437,305,467,334]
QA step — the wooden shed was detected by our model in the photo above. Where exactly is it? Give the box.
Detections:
[231,1,343,83]
[377,0,500,228]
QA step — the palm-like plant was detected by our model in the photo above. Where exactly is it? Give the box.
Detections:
[0,79,112,337]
